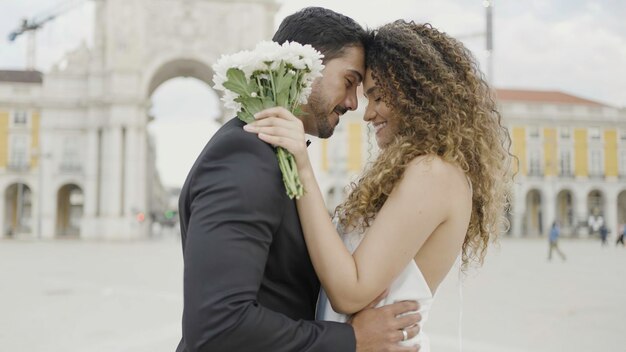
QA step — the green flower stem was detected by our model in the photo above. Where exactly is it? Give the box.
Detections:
[256,76,265,99]
[276,147,303,199]
[290,73,303,111]
[269,69,277,100]
[228,65,306,199]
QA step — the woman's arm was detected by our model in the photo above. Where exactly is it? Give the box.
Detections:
[246,107,457,313]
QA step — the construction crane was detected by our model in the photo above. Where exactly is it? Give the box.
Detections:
[7,0,88,70]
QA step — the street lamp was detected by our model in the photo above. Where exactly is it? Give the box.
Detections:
[454,1,494,85]
[484,0,494,85]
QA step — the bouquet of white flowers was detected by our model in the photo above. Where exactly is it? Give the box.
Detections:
[213,41,324,199]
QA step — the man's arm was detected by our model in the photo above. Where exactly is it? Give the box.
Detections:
[180,131,355,352]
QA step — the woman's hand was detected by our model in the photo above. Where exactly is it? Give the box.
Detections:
[243,107,310,167]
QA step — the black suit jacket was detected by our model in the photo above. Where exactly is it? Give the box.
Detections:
[175,118,356,351]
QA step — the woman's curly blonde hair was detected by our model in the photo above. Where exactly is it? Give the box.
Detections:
[334,20,514,268]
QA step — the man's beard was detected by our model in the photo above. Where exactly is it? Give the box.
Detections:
[305,89,336,139]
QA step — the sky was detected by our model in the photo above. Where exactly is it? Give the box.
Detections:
[1,0,625,187]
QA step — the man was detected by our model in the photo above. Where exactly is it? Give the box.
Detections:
[616,224,625,246]
[175,7,420,352]
[548,221,566,262]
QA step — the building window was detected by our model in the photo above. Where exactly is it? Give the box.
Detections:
[12,110,28,125]
[560,127,571,139]
[590,149,603,177]
[589,128,601,141]
[620,130,626,142]
[557,105,572,112]
[529,149,542,176]
[559,149,573,177]
[61,137,81,172]
[9,135,29,170]
[528,127,540,139]
[620,150,626,177]
[588,106,602,114]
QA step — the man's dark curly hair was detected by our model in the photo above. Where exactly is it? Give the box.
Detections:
[273,7,368,62]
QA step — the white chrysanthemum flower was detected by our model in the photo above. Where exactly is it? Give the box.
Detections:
[211,40,325,199]
[254,41,285,70]
[221,90,242,112]
[290,58,307,70]
[213,40,324,113]
[299,86,313,104]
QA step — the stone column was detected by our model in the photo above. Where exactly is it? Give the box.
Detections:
[101,126,123,237]
[575,187,589,236]
[0,183,5,238]
[40,139,55,240]
[543,189,556,237]
[511,184,525,237]
[124,124,148,238]
[605,190,618,237]
[512,209,524,237]
[82,128,100,238]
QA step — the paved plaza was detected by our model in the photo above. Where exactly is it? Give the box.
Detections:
[1,236,624,352]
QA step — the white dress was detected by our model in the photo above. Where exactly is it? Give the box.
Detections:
[316,227,435,351]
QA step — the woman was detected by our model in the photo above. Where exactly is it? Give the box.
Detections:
[245,20,512,349]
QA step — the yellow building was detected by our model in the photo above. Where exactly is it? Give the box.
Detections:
[499,89,626,237]
[0,71,43,237]
[313,88,626,237]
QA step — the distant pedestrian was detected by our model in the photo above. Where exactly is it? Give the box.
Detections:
[548,221,566,261]
[600,224,609,246]
[616,224,625,247]
[588,213,604,235]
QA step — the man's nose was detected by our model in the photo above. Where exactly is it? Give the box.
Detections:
[344,91,358,111]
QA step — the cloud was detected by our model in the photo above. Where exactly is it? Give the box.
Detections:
[495,5,626,106]
[148,119,220,187]
[150,78,221,122]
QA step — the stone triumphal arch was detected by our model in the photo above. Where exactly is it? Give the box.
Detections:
[29,0,278,239]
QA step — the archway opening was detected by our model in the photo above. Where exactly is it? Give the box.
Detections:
[56,184,84,237]
[524,189,542,236]
[617,190,626,234]
[523,189,543,236]
[3,183,32,236]
[556,189,575,236]
[146,59,222,236]
[587,190,605,235]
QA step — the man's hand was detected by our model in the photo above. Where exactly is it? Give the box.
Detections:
[350,292,421,352]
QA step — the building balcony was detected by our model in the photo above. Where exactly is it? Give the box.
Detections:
[558,171,575,179]
[589,172,605,180]
[527,170,544,178]
[59,163,83,173]
[7,161,30,172]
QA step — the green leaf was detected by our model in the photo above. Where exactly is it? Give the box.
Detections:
[238,96,265,115]
[276,89,290,108]
[289,78,299,104]
[274,73,292,98]
[261,97,276,109]
[223,68,251,96]
[237,110,255,124]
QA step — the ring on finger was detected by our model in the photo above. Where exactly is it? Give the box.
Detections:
[401,328,408,341]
